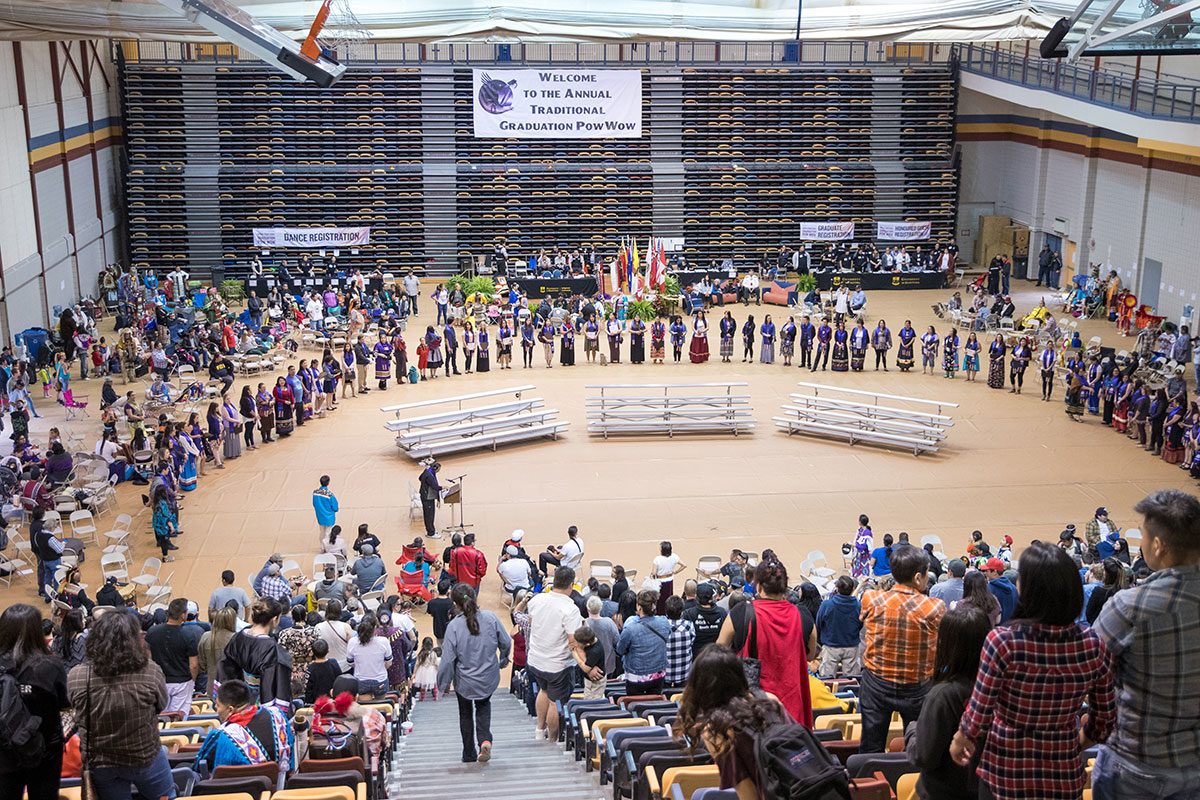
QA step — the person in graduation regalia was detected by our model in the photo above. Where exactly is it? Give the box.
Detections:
[689,311,710,364]
[831,321,849,372]
[606,314,623,363]
[538,319,556,368]
[920,326,939,375]
[988,335,1007,389]
[779,316,797,367]
[373,335,394,390]
[942,328,960,378]
[812,318,832,371]
[896,320,915,371]
[1010,337,1032,395]
[476,326,491,373]
[871,320,892,371]
[629,316,646,364]
[650,317,667,364]
[669,316,687,363]
[848,320,869,371]
[759,315,776,365]
[718,311,736,363]
[560,321,575,366]
[798,315,815,369]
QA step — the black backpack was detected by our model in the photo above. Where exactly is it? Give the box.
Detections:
[754,721,851,800]
[0,660,45,765]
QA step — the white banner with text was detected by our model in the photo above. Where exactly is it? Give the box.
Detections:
[472,68,642,139]
[799,222,855,241]
[876,221,932,241]
[252,227,372,248]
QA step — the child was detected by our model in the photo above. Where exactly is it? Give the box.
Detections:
[91,344,105,377]
[36,365,51,398]
[904,604,991,800]
[304,638,343,705]
[572,625,606,699]
[9,400,28,442]
[412,636,440,701]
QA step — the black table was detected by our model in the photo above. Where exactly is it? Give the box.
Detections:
[511,277,599,299]
[244,276,384,296]
[814,271,945,291]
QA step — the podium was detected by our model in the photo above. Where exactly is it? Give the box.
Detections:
[439,475,470,536]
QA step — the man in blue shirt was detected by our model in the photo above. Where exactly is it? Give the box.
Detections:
[983,557,1019,623]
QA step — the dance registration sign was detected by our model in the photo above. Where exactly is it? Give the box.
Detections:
[472,69,643,139]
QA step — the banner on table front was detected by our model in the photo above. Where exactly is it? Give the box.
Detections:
[472,68,642,139]
[252,227,371,248]
[799,222,855,241]
[877,221,932,241]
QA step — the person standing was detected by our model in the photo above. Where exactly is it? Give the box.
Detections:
[812,317,832,371]
[312,474,339,545]
[30,507,62,603]
[858,546,945,753]
[419,461,442,539]
[0,604,69,800]
[437,584,512,763]
[816,575,863,679]
[145,598,199,716]
[403,271,420,315]
[680,583,726,660]
[448,533,488,591]
[982,557,1019,623]
[443,321,460,376]
[664,596,696,686]
[872,319,892,371]
[68,610,177,800]
[951,542,1116,800]
[1091,490,1200,800]
[526,567,583,742]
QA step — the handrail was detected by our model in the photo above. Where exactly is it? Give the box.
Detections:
[954,43,1200,122]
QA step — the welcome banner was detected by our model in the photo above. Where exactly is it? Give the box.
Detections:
[799,222,855,241]
[472,68,642,139]
[252,227,371,248]
[877,221,932,241]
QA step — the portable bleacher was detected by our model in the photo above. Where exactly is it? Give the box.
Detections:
[774,382,958,456]
[382,385,568,459]
[586,382,755,438]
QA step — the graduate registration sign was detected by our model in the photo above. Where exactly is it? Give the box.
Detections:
[472,69,643,139]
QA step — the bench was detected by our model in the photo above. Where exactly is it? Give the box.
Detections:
[774,416,941,456]
[380,384,536,416]
[383,398,545,433]
[404,421,570,459]
[383,385,564,459]
[788,393,954,429]
[587,382,755,438]
[779,405,948,441]
[797,381,960,415]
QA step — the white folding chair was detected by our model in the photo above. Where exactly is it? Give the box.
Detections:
[103,528,131,556]
[589,559,614,583]
[0,554,33,587]
[132,557,163,589]
[312,554,337,576]
[742,551,760,568]
[54,493,79,515]
[114,513,134,532]
[70,510,98,545]
[919,535,949,563]
[1123,528,1142,556]
[100,552,129,582]
[408,482,422,521]
[804,550,837,581]
[696,555,723,580]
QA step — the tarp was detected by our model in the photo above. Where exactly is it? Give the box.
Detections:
[0,0,1078,43]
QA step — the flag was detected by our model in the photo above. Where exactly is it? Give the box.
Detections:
[648,236,661,291]
[631,240,640,291]
[616,238,628,292]
[609,257,619,295]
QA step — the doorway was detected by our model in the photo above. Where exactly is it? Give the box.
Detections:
[1141,258,1162,311]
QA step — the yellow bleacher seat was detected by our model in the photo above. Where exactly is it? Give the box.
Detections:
[661,765,721,800]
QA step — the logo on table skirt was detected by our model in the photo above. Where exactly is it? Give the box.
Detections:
[892,276,901,286]
[832,276,841,285]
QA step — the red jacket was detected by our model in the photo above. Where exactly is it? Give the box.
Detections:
[449,545,488,588]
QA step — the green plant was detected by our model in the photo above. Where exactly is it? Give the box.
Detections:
[662,275,681,297]
[219,279,245,304]
[796,273,817,294]
[466,276,496,297]
[627,299,655,321]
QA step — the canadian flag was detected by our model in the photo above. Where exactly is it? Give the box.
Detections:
[648,237,668,291]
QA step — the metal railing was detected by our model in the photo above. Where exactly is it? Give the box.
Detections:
[118,39,952,68]
[954,43,1200,121]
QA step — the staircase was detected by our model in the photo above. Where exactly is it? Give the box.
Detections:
[389,691,604,800]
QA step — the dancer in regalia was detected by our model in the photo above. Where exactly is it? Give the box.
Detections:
[896,320,915,372]
[849,320,869,371]
[689,311,710,364]
[831,321,849,372]
[719,311,736,363]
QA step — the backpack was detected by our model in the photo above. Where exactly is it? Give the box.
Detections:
[754,721,851,800]
[0,660,46,765]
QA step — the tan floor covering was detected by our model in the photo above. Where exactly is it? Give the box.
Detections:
[2,281,1191,638]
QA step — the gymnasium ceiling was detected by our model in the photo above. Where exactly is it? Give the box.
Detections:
[0,0,1071,43]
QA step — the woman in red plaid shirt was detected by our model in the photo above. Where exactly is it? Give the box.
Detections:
[950,542,1116,800]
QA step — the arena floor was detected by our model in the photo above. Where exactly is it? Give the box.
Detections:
[2,280,1191,634]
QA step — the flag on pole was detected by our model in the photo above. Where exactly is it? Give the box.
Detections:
[656,239,668,290]
[609,256,619,295]
[647,236,660,291]
[631,240,640,291]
